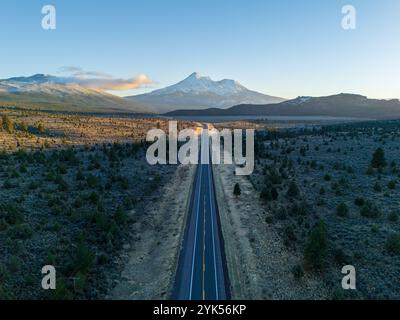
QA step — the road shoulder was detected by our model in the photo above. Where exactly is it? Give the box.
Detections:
[108,164,196,299]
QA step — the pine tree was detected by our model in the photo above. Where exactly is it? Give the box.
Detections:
[371,147,386,169]
[233,183,241,198]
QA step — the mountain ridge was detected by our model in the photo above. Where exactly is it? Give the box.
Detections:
[165,93,400,120]
[0,74,150,113]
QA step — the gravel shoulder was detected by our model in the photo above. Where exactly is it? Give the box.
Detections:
[108,164,196,300]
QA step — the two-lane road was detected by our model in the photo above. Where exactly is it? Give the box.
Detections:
[172,127,229,300]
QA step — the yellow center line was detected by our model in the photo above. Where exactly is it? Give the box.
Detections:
[202,195,206,300]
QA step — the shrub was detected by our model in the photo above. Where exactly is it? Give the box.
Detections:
[354,197,365,207]
[336,202,348,217]
[233,183,241,198]
[2,115,14,134]
[323,174,331,181]
[45,253,56,265]
[57,164,67,175]
[37,123,46,133]
[28,181,39,190]
[57,178,68,192]
[76,169,85,181]
[260,183,278,201]
[86,174,99,188]
[284,225,297,243]
[388,211,399,223]
[373,182,382,192]
[88,191,99,205]
[19,165,27,173]
[265,215,273,224]
[371,224,379,233]
[3,180,14,189]
[333,248,349,265]
[304,220,328,269]
[0,284,14,300]
[267,168,282,185]
[45,170,56,182]
[114,206,128,225]
[71,242,95,274]
[8,256,21,273]
[292,264,304,279]
[8,224,33,239]
[290,201,309,216]
[93,211,107,231]
[73,196,83,208]
[53,278,73,300]
[97,253,109,265]
[360,201,381,218]
[74,272,87,293]
[275,206,287,220]
[385,234,400,255]
[106,222,118,242]
[286,180,300,198]
[0,264,9,282]
[0,203,24,225]
[120,177,129,190]
[0,219,8,232]
[371,147,386,169]
[388,180,396,190]
[366,165,374,175]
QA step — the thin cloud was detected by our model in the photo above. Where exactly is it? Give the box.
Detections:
[75,74,154,91]
[57,66,154,91]
[58,66,112,79]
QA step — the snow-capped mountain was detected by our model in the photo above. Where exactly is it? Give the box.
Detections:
[126,72,285,113]
[149,72,247,96]
[0,74,149,113]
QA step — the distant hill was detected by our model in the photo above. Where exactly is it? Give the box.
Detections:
[126,72,285,113]
[0,74,150,113]
[166,94,400,120]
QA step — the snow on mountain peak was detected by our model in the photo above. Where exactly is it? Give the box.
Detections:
[288,96,313,105]
[187,72,209,80]
[0,74,98,94]
[148,73,248,96]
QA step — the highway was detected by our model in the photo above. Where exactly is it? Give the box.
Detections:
[172,127,229,300]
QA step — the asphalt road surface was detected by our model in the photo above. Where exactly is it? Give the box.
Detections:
[172,127,229,300]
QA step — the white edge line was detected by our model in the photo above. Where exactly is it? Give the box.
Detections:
[189,163,202,299]
[208,155,219,300]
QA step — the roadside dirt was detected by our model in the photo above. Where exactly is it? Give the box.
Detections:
[213,163,329,299]
[108,164,196,300]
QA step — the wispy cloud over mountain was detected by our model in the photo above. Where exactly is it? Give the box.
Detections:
[58,66,113,79]
[57,66,154,91]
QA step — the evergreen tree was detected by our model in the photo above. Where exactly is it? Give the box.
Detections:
[371,147,386,169]
[233,183,241,198]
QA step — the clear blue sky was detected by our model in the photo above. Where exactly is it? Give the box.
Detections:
[1,0,399,99]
